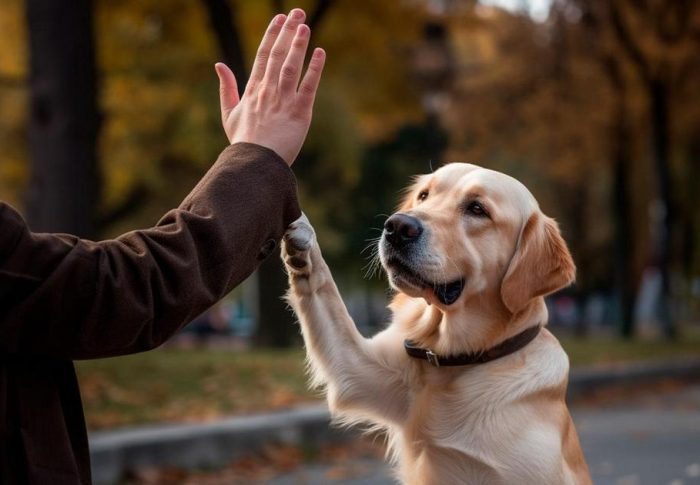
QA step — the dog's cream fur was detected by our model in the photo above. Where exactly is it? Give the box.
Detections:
[282,163,591,485]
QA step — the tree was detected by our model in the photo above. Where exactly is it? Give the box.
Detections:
[202,0,248,96]
[434,0,700,337]
[25,0,101,237]
[563,0,700,337]
[441,6,636,333]
[605,0,699,338]
[556,1,639,336]
[200,0,342,347]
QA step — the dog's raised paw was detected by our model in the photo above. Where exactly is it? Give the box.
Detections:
[282,214,315,274]
[285,214,314,252]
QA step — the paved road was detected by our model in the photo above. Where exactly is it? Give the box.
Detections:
[576,384,700,485]
[268,384,700,485]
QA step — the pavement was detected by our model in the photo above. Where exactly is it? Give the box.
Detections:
[577,384,700,485]
[89,358,700,484]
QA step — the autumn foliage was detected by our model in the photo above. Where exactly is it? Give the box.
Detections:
[0,0,699,337]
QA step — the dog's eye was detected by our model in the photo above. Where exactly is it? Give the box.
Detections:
[466,201,488,217]
[417,191,429,202]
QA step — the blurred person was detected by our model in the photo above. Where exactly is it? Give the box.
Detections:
[188,304,229,345]
[0,9,325,485]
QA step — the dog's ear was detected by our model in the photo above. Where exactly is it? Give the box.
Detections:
[500,213,576,315]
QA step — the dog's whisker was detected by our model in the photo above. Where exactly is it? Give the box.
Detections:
[360,244,377,255]
[361,257,377,274]
[361,250,383,280]
[360,242,381,258]
[361,237,382,280]
[371,257,385,280]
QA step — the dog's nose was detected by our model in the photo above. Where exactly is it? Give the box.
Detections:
[384,213,423,247]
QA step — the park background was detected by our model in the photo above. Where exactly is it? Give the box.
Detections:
[1,0,700,482]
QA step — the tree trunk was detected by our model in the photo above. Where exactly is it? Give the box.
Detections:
[604,57,638,338]
[272,0,285,14]
[253,249,300,347]
[201,0,338,347]
[683,138,700,276]
[202,0,303,347]
[565,184,588,337]
[25,0,101,238]
[648,77,676,338]
[308,0,334,31]
[202,0,248,96]
[612,140,636,337]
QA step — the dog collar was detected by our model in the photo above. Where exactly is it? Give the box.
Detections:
[404,325,542,367]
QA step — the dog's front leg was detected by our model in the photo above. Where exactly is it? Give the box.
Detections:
[282,214,409,425]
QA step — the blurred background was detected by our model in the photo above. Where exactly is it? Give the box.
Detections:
[1,0,700,483]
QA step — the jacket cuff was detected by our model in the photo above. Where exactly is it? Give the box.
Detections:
[222,142,301,228]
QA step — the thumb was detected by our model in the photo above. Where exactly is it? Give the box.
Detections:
[215,62,240,121]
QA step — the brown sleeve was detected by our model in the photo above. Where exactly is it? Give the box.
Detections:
[0,142,300,359]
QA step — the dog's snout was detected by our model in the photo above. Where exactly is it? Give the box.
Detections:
[384,213,423,248]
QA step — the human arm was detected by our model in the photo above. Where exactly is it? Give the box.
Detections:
[0,10,325,359]
[0,143,298,359]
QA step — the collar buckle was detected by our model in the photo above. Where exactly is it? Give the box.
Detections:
[426,349,440,367]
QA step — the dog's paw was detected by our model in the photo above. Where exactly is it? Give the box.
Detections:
[282,213,315,275]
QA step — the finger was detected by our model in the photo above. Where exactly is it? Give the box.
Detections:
[278,24,310,95]
[215,63,239,122]
[297,48,326,112]
[263,9,306,88]
[249,13,287,86]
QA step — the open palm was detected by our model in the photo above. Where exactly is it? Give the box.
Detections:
[214,9,325,166]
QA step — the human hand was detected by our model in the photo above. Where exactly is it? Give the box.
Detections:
[214,9,326,166]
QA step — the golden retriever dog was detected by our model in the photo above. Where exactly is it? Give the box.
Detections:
[282,162,591,485]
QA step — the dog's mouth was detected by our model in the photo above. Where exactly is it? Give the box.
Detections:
[385,257,465,305]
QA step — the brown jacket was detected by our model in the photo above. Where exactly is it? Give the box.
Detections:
[0,143,301,484]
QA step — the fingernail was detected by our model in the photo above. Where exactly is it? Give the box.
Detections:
[297,24,309,37]
[275,14,286,25]
[291,9,304,19]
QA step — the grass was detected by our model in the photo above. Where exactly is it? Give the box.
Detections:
[560,335,700,367]
[76,333,700,430]
[76,347,315,430]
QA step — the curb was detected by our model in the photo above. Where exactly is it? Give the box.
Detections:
[90,404,348,485]
[566,356,700,400]
[89,357,700,484]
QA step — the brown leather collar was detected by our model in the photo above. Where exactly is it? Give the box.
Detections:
[404,325,541,367]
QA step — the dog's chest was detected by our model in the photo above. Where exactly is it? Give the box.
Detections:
[408,365,564,459]
[406,369,509,445]
[398,364,568,484]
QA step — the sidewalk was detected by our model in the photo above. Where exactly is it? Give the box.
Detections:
[90,357,700,484]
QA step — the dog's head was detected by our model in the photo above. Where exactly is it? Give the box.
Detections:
[379,163,575,316]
